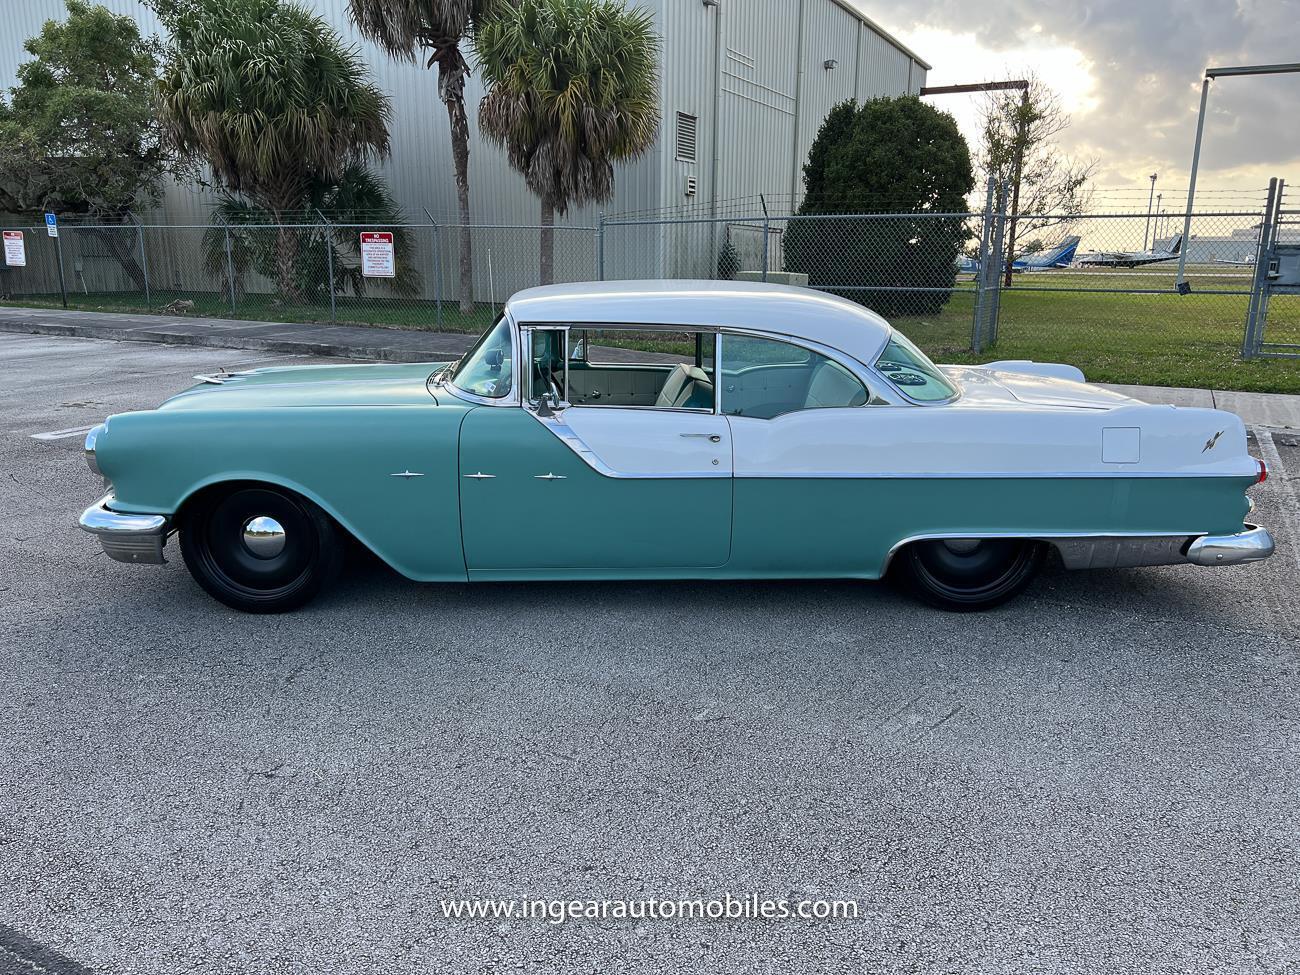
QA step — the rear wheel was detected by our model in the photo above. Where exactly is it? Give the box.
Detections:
[179,485,342,613]
[891,538,1045,612]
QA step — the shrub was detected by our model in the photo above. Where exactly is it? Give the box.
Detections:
[784,96,974,317]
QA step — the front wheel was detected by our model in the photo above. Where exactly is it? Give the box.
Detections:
[891,538,1046,612]
[179,485,343,613]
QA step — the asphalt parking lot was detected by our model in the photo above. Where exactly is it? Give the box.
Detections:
[2,330,1299,974]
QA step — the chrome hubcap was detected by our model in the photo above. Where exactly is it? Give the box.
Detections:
[242,515,286,558]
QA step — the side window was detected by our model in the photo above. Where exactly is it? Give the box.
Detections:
[564,326,715,410]
[721,335,868,419]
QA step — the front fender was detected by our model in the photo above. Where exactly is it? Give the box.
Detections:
[96,405,471,581]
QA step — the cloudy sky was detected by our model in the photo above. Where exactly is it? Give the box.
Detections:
[851,0,1300,206]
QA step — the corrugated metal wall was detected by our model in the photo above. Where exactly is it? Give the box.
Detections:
[0,0,925,289]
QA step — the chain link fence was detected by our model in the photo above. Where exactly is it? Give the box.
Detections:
[1,187,1297,391]
[0,219,597,334]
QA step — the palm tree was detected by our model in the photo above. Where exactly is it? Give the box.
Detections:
[347,0,481,314]
[476,0,659,284]
[154,0,390,300]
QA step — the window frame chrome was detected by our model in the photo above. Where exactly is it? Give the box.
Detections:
[715,326,895,412]
[518,320,722,415]
[468,315,909,415]
[444,312,522,407]
[870,326,963,406]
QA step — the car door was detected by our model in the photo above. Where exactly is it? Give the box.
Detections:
[458,326,733,574]
[721,333,883,576]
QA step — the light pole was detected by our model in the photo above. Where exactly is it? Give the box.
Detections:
[1143,173,1158,250]
[1177,62,1300,288]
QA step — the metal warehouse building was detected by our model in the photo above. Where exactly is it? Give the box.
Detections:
[0,0,927,297]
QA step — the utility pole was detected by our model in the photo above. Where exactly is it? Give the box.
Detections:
[1143,173,1158,250]
[920,79,1030,287]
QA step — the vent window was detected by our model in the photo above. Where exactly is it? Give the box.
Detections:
[675,112,698,163]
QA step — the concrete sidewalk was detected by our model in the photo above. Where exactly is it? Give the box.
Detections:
[0,305,479,362]
[2,304,1298,428]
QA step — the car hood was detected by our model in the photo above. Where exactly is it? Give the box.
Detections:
[158,361,453,411]
[942,365,1139,410]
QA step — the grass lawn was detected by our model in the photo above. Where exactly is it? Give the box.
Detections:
[4,266,1300,393]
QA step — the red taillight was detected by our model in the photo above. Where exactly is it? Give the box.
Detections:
[1258,459,1268,484]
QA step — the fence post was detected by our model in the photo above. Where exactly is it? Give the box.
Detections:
[131,215,151,305]
[315,210,336,325]
[223,225,237,316]
[1242,178,1280,359]
[597,212,606,281]
[971,177,996,354]
[759,194,770,282]
[54,229,68,309]
[424,208,442,331]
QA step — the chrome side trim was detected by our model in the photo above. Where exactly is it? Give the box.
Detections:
[1053,535,1195,570]
[524,408,730,479]
[882,525,1276,574]
[1185,524,1274,566]
[734,470,1258,480]
[463,472,496,479]
[79,494,169,565]
[880,530,1204,576]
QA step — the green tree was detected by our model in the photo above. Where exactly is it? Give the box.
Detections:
[476,0,659,284]
[347,0,483,314]
[202,166,422,310]
[784,96,974,317]
[152,0,391,300]
[0,0,168,289]
[979,74,1094,279]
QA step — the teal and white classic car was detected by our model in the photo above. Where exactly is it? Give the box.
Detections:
[80,281,1274,612]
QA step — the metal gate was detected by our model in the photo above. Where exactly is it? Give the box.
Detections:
[1242,177,1300,359]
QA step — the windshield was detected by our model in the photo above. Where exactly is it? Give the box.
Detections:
[874,332,958,402]
[451,316,514,398]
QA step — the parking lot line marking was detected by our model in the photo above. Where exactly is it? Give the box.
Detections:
[1254,427,1300,570]
[29,425,97,441]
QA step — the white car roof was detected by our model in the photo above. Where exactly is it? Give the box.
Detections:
[505,280,895,364]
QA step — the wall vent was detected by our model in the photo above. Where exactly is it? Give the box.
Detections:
[675,112,698,163]
[684,175,698,197]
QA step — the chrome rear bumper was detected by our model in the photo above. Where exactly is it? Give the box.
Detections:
[1185,524,1275,567]
[79,494,169,565]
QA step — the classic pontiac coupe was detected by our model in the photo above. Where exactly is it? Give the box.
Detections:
[80,281,1274,612]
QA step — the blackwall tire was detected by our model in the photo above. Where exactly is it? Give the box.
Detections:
[179,486,343,613]
[892,538,1046,612]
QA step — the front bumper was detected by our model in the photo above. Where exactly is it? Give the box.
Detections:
[1185,524,1275,567]
[79,494,170,565]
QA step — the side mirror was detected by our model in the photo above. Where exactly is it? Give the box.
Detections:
[536,390,558,417]
[485,348,504,370]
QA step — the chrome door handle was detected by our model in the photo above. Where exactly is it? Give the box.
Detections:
[534,473,567,480]
[463,472,496,479]
[680,433,722,443]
